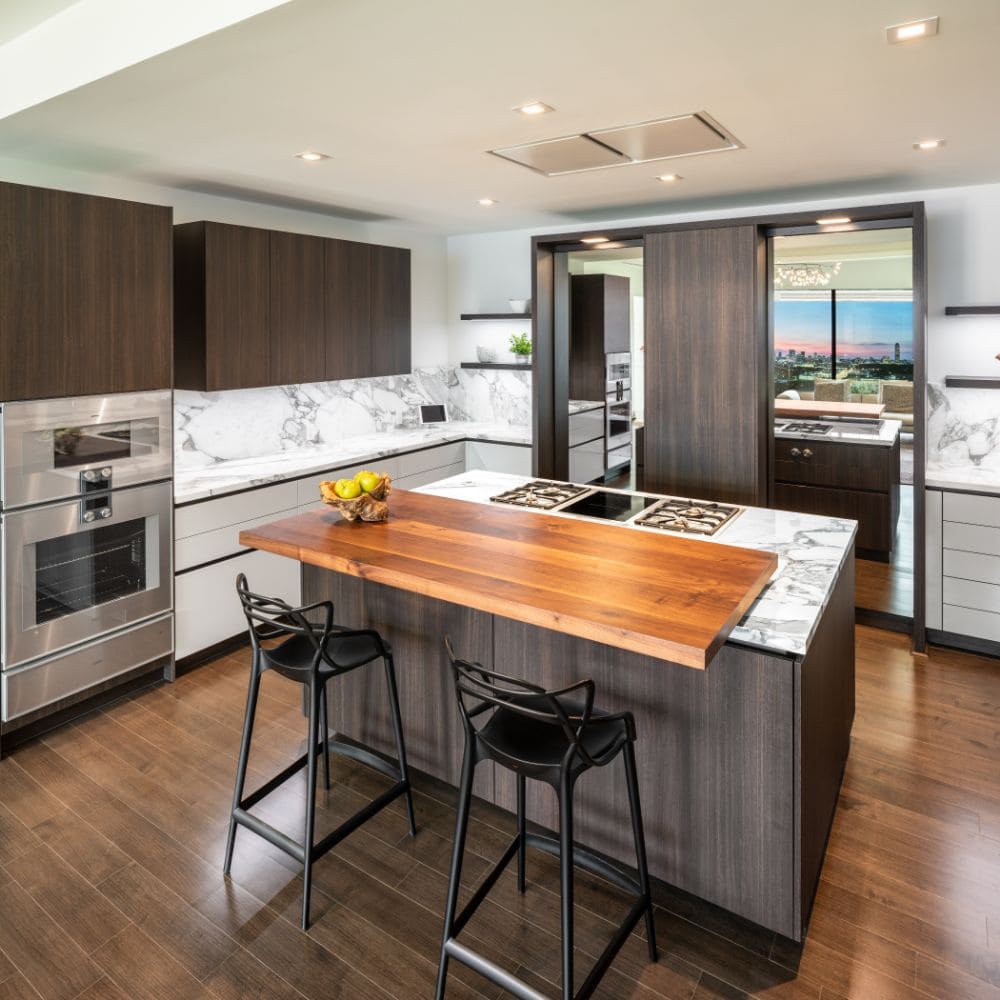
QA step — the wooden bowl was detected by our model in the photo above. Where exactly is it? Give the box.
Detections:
[319,474,392,522]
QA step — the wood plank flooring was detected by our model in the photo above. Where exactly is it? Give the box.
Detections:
[856,484,914,617]
[0,627,998,999]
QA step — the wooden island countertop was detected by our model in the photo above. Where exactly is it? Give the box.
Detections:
[239,488,777,669]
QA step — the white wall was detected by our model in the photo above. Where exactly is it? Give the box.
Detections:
[0,156,449,367]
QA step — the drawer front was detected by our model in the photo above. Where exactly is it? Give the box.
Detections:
[568,408,604,447]
[465,441,532,476]
[175,481,299,539]
[174,550,300,659]
[774,439,892,491]
[943,521,1000,558]
[569,439,605,484]
[295,456,402,507]
[398,442,465,477]
[943,576,1000,614]
[774,483,890,551]
[942,548,1000,586]
[395,460,466,491]
[943,491,1000,528]
[2,615,172,722]
[175,504,299,571]
[942,604,1000,643]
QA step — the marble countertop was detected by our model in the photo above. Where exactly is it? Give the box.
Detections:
[174,422,531,503]
[568,399,605,415]
[926,466,1000,496]
[415,471,857,660]
[775,418,901,447]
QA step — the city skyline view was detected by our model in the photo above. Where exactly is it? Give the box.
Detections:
[774,296,914,361]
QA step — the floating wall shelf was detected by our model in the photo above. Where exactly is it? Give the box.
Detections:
[460,362,533,371]
[944,306,1000,316]
[944,376,1000,389]
[460,312,532,320]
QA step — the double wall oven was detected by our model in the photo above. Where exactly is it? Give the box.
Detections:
[0,391,174,724]
[605,352,632,471]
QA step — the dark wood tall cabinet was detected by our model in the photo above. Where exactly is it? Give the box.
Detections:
[326,239,374,380]
[569,273,629,399]
[270,230,326,386]
[371,244,412,377]
[644,226,766,506]
[0,181,172,401]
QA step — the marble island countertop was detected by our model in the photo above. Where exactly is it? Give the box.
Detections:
[568,399,605,415]
[174,421,531,504]
[926,465,1000,496]
[415,470,857,659]
[775,417,901,446]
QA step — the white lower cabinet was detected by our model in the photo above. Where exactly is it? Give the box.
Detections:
[925,489,942,630]
[569,438,604,484]
[174,548,300,659]
[465,440,532,476]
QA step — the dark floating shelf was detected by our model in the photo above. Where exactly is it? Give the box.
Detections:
[460,312,532,320]
[944,306,1000,316]
[460,362,533,370]
[945,376,1000,389]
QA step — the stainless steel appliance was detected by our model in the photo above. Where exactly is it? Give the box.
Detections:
[605,352,632,471]
[634,498,742,536]
[0,391,173,723]
[490,480,590,510]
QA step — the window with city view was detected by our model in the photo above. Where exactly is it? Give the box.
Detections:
[773,289,913,397]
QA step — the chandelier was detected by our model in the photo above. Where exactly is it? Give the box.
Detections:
[773,261,841,288]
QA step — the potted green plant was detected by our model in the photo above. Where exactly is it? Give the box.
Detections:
[509,331,532,365]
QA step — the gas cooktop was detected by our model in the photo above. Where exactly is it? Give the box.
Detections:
[777,420,833,436]
[634,498,742,536]
[489,480,589,510]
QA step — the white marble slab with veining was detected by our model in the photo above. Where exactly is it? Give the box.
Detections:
[926,381,1000,491]
[415,471,857,660]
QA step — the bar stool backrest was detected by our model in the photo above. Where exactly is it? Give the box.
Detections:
[236,572,332,657]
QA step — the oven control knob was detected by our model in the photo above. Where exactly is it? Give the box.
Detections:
[100,467,112,479]
[789,447,801,458]
[83,469,98,482]
[802,448,814,459]
[83,510,97,523]
[98,507,112,519]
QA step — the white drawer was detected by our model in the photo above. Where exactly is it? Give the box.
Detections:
[569,408,604,447]
[398,442,465,477]
[174,550,300,659]
[569,438,605,484]
[175,480,299,539]
[395,461,465,491]
[943,491,1000,528]
[465,441,532,476]
[296,457,402,507]
[943,576,1000,614]
[942,549,1000,587]
[942,604,1000,643]
[943,521,1000,558]
[175,505,299,571]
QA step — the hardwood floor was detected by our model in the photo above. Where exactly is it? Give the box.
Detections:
[1,628,998,999]
[856,484,914,617]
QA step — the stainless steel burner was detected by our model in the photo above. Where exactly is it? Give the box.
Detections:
[489,480,589,510]
[778,421,833,436]
[634,497,742,536]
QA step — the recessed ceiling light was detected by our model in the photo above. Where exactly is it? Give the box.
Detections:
[913,138,945,150]
[656,173,683,183]
[581,236,609,244]
[295,151,330,162]
[886,16,939,43]
[514,100,554,116]
[477,197,498,206]
[816,216,852,226]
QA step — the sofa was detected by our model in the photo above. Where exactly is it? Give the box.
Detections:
[879,380,914,432]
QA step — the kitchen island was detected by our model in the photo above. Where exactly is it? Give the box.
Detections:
[240,472,856,941]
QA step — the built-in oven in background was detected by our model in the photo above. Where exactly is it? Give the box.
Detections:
[605,352,632,471]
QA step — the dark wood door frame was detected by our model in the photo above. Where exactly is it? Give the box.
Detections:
[531,200,927,650]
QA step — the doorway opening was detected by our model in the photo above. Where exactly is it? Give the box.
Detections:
[769,226,916,622]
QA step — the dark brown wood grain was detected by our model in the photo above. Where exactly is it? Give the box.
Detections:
[0,181,172,401]
[569,273,630,400]
[324,238,373,380]
[644,226,766,506]
[370,243,411,377]
[269,230,326,386]
[774,438,897,492]
[241,490,778,668]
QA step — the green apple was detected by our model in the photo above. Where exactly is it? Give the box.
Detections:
[356,470,381,493]
[334,478,361,499]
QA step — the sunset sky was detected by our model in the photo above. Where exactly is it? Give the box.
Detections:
[774,299,913,359]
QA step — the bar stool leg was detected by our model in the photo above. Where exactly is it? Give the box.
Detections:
[435,746,476,1000]
[301,677,321,931]
[224,659,262,876]
[383,653,417,837]
[558,772,575,1000]
[623,740,658,961]
[516,773,527,894]
[318,687,330,791]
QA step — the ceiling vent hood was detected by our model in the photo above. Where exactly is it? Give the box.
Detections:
[490,112,741,176]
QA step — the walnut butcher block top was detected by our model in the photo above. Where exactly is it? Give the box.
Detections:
[239,489,778,669]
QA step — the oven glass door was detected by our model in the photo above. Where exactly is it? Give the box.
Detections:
[2,481,172,669]
[1,391,172,509]
[606,398,632,450]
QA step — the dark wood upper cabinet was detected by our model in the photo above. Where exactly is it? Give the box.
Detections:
[569,272,630,399]
[270,230,325,386]
[644,226,766,506]
[0,181,172,402]
[174,221,270,391]
[325,239,374,380]
[370,244,411,377]
[175,222,411,390]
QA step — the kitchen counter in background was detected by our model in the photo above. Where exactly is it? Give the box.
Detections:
[775,417,901,446]
[568,398,605,415]
[926,469,1000,495]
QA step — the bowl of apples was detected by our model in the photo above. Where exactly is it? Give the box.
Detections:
[319,470,392,522]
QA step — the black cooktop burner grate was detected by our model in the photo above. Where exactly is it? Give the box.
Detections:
[634,498,742,536]
[489,480,590,510]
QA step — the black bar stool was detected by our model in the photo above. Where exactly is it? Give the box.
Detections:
[224,574,416,930]
[436,637,657,1000]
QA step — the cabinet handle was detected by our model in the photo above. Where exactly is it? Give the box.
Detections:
[802,448,813,459]
[790,447,801,458]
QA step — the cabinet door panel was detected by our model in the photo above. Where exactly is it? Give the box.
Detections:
[325,239,372,380]
[204,223,270,390]
[270,231,325,385]
[370,244,411,376]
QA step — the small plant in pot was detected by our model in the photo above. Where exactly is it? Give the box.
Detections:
[509,331,532,364]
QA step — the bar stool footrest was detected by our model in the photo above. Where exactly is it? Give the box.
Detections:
[445,939,550,1000]
[524,831,644,898]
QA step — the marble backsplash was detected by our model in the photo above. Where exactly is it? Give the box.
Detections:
[175,366,531,467]
[926,381,1000,478]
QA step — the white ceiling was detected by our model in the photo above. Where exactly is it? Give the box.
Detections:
[0,0,78,45]
[1,0,998,234]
